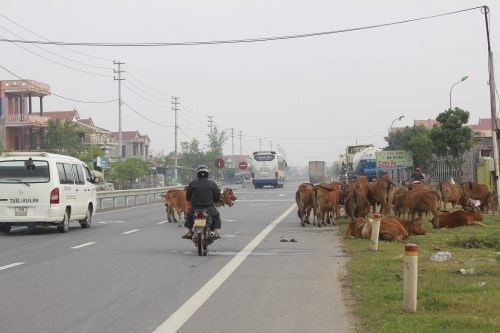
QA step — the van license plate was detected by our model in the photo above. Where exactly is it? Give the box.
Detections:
[15,207,27,216]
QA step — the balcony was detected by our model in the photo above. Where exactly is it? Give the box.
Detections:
[4,114,50,127]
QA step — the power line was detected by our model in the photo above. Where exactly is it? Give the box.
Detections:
[0,6,483,47]
[0,63,116,103]
[0,11,114,63]
[121,100,174,128]
[0,32,112,78]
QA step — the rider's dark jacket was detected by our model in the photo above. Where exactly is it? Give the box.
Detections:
[186,178,221,208]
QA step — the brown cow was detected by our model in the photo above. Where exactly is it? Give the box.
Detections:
[439,180,468,211]
[344,182,371,219]
[358,216,409,241]
[313,184,340,227]
[296,183,315,227]
[347,217,367,238]
[163,188,189,223]
[368,175,396,215]
[462,181,491,212]
[215,188,237,207]
[404,186,440,228]
[383,215,426,236]
[438,205,485,228]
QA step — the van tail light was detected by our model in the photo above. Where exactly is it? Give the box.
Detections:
[196,210,206,219]
[275,171,278,178]
[50,188,60,204]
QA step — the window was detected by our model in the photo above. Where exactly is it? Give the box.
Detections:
[0,160,50,183]
[73,164,85,184]
[57,162,75,184]
[254,154,275,162]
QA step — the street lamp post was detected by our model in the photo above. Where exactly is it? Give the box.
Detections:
[449,75,468,110]
[389,115,405,135]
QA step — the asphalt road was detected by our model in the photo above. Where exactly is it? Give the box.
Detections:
[0,180,355,333]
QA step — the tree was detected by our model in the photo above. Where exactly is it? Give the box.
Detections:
[385,125,434,169]
[430,107,475,180]
[206,126,227,164]
[76,146,105,167]
[44,119,82,155]
[106,158,150,189]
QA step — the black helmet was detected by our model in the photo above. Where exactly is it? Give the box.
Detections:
[196,164,209,178]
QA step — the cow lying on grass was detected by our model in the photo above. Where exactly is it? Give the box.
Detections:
[347,215,425,241]
[438,204,486,228]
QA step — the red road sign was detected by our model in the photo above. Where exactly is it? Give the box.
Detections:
[214,158,225,169]
[239,161,248,170]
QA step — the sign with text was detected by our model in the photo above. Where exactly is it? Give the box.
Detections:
[376,150,413,169]
[214,158,225,169]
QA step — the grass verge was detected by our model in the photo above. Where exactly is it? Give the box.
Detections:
[339,215,500,333]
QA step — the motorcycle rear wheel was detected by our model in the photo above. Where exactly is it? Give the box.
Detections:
[197,233,204,256]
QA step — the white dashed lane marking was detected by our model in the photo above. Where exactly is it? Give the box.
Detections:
[71,242,96,249]
[0,262,25,271]
[122,229,140,235]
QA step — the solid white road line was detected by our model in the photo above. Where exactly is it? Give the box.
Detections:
[70,242,96,249]
[152,203,297,333]
[157,221,168,224]
[122,229,140,235]
[0,262,26,271]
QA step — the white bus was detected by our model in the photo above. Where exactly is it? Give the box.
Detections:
[251,151,287,189]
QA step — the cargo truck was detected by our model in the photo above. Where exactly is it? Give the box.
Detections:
[308,161,327,184]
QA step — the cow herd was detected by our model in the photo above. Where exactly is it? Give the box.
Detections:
[295,175,493,242]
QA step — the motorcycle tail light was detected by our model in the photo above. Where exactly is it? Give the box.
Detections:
[196,211,205,219]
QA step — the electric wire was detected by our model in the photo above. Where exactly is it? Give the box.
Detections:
[0,63,116,103]
[0,11,114,63]
[0,23,113,71]
[0,6,483,47]
[0,32,112,78]
[121,100,174,128]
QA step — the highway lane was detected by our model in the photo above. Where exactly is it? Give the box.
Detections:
[0,180,354,333]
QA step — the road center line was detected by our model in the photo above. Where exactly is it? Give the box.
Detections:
[122,229,140,235]
[70,242,96,249]
[152,203,296,333]
[0,262,26,271]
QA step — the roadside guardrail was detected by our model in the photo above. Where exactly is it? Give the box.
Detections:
[96,186,177,211]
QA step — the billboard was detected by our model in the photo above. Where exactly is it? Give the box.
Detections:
[376,150,413,169]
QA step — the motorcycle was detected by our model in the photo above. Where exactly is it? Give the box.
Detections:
[192,209,214,256]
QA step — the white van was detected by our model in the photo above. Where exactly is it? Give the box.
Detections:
[0,152,98,234]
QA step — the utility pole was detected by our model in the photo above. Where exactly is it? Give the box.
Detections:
[172,96,180,185]
[207,115,214,134]
[483,6,500,208]
[230,128,235,170]
[113,61,125,158]
[238,130,243,157]
[258,138,262,151]
[269,140,273,151]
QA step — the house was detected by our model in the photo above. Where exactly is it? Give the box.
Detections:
[109,130,150,159]
[0,79,51,150]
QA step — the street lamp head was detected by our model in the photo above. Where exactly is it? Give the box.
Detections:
[461,75,469,81]
[398,115,405,121]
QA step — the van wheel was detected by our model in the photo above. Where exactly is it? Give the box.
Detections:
[57,211,70,233]
[0,224,11,234]
[79,207,92,228]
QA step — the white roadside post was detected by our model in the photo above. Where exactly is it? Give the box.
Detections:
[404,243,419,312]
[369,214,381,251]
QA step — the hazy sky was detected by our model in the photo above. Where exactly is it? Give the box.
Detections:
[1,1,499,167]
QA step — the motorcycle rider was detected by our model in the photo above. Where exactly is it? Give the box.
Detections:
[182,164,222,239]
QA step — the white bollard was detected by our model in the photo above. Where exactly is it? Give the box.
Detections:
[404,243,419,312]
[369,214,381,251]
